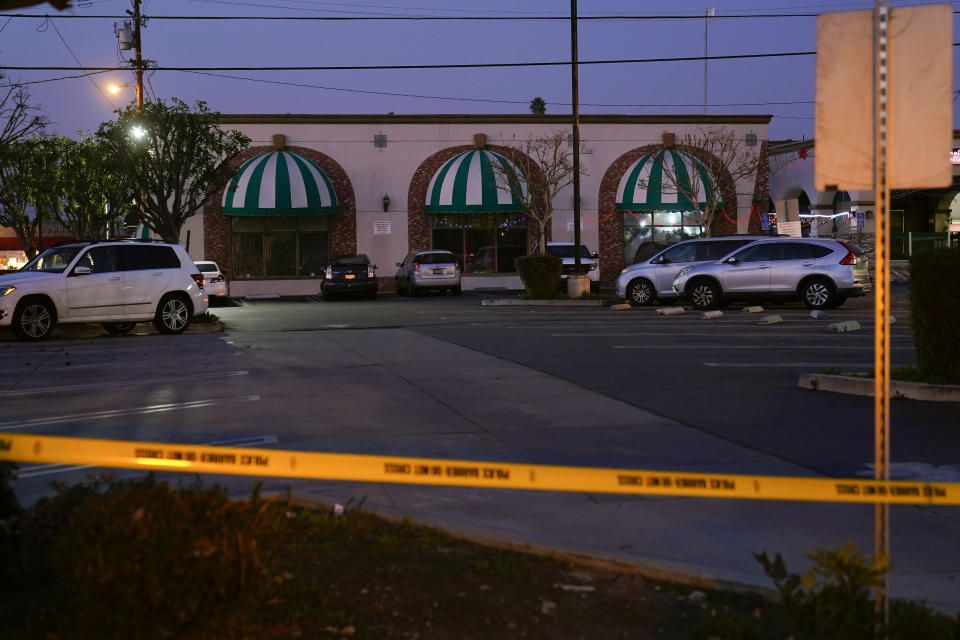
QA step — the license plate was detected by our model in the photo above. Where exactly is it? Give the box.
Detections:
[345,274,355,279]
[433,268,443,275]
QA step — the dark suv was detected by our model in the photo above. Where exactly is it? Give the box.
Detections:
[320,255,379,300]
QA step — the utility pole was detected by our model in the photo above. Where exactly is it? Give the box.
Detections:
[131,0,143,109]
[570,0,582,278]
[704,8,714,115]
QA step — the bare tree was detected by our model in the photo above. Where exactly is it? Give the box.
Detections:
[488,131,586,254]
[633,128,761,237]
[0,79,47,157]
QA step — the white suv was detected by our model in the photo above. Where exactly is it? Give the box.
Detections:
[0,241,208,341]
[534,242,600,292]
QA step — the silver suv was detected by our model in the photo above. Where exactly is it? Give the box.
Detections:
[0,240,208,341]
[616,236,768,305]
[672,237,871,310]
[395,250,461,296]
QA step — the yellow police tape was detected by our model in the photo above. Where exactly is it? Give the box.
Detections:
[1,433,958,505]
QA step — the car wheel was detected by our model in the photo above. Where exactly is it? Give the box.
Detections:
[395,278,402,296]
[12,297,55,341]
[153,294,191,334]
[453,286,461,296]
[627,278,656,306]
[827,294,848,309]
[802,278,835,310]
[590,281,599,293]
[368,287,378,300]
[102,322,136,335]
[687,279,720,310]
[408,280,417,297]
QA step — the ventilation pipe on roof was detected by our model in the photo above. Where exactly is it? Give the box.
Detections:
[273,134,286,150]
[662,132,676,148]
[473,133,486,149]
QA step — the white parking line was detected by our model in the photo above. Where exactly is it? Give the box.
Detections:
[553,332,913,338]
[615,345,911,350]
[15,434,279,479]
[703,362,871,367]
[0,370,250,397]
[0,395,261,430]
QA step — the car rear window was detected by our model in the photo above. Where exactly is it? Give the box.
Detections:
[331,255,370,266]
[195,262,219,273]
[120,245,181,270]
[781,243,833,260]
[546,245,592,259]
[415,253,455,264]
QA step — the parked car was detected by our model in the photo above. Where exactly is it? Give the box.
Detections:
[0,240,207,341]
[320,254,378,300]
[395,250,461,296]
[672,238,871,310]
[615,236,769,306]
[533,242,600,292]
[195,260,228,302]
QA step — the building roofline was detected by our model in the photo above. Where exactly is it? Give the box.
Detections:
[217,113,773,126]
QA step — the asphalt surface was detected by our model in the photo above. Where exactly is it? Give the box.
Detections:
[3,287,958,611]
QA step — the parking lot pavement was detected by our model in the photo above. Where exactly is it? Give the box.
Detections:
[6,284,958,611]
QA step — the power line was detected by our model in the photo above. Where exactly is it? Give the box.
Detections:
[184,69,814,109]
[0,49,820,73]
[0,11,828,20]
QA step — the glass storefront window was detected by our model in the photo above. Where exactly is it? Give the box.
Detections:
[622,210,705,264]
[231,216,330,278]
[431,213,527,274]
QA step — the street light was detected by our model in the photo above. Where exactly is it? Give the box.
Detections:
[107,82,135,95]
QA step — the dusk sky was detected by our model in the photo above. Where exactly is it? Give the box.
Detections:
[1,0,957,142]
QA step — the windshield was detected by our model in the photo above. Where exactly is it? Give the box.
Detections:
[546,245,592,259]
[21,246,83,273]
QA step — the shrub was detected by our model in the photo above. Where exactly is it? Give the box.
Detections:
[0,462,23,580]
[909,248,960,379]
[756,542,960,640]
[17,475,278,639]
[515,254,562,298]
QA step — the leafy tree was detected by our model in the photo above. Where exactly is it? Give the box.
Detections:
[0,139,49,258]
[633,127,761,236]
[96,98,250,243]
[488,131,586,255]
[529,97,546,115]
[47,136,134,241]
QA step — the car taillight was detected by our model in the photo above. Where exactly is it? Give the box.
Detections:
[211,275,223,283]
[191,273,204,288]
[839,251,856,265]
[414,264,421,272]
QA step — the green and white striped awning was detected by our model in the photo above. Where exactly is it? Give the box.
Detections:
[132,222,151,240]
[222,150,338,216]
[616,149,718,211]
[425,149,527,213]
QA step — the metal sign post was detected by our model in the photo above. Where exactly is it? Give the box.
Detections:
[872,1,891,628]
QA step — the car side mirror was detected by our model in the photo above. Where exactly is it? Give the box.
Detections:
[72,265,91,276]
[372,264,378,270]
[395,262,402,267]
[591,252,599,259]
[660,257,670,265]
[726,257,739,264]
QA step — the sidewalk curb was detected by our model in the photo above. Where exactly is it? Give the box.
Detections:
[798,373,960,403]
[481,298,611,307]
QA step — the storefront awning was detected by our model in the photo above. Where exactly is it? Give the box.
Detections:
[425,149,527,214]
[0,236,75,251]
[616,149,717,212]
[222,150,338,216]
